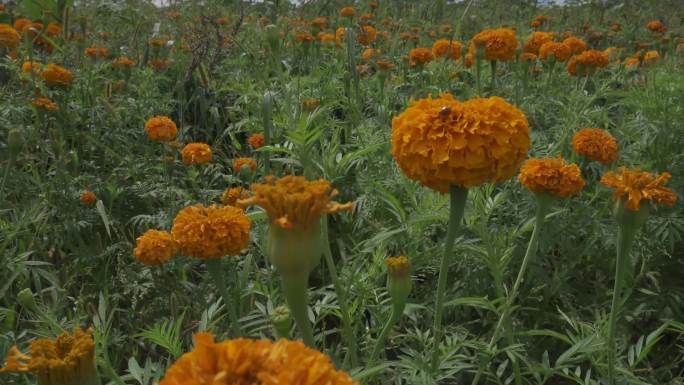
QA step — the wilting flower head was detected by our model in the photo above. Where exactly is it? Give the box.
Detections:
[469,28,519,61]
[233,157,257,173]
[32,97,59,112]
[181,143,212,165]
[112,56,135,69]
[518,157,585,198]
[80,191,97,206]
[171,204,251,259]
[539,41,571,62]
[134,229,178,265]
[523,31,554,55]
[391,94,530,192]
[432,39,462,60]
[158,333,358,385]
[1,329,98,385]
[144,116,177,142]
[0,24,21,49]
[562,36,587,55]
[339,6,355,17]
[221,187,248,206]
[357,25,376,46]
[41,64,74,88]
[601,167,676,211]
[247,133,265,149]
[572,128,619,165]
[409,47,434,67]
[567,50,609,76]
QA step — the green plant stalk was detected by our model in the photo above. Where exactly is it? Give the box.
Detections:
[206,259,242,336]
[263,92,274,174]
[475,57,483,96]
[431,185,469,370]
[321,216,359,367]
[281,272,316,347]
[369,306,402,364]
[490,60,498,89]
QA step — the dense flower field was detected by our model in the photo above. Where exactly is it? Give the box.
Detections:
[1,0,683,384]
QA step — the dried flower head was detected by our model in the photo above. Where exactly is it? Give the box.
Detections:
[144,116,178,142]
[301,98,320,112]
[181,143,212,165]
[134,229,178,266]
[572,128,619,165]
[518,157,585,198]
[601,167,676,211]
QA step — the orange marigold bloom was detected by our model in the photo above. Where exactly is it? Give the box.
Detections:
[645,20,666,33]
[469,28,519,61]
[601,167,676,211]
[0,24,21,50]
[432,39,462,60]
[357,25,376,46]
[566,50,609,76]
[22,61,41,75]
[134,229,178,265]
[539,41,571,62]
[399,32,412,41]
[301,98,320,112]
[144,116,178,142]
[377,59,395,71]
[1,329,98,385]
[523,31,554,55]
[318,32,335,44]
[221,187,248,206]
[295,31,315,43]
[361,48,377,60]
[535,15,549,23]
[80,191,97,205]
[233,157,257,173]
[159,333,358,385]
[386,256,410,275]
[310,17,329,29]
[409,47,434,67]
[238,175,353,230]
[247,133,265,149]
[339,6,355,17]
[171,204,251,259]
[41,64,73,88]
[572,128,619,165]
[84,45,108,58]
[181,143,212,165]
[32,97,59,111]
[45,22,61,36]
[518,157,585,198]
[530,20,541,28]
[13,19,32,33]
[643,50,660,66]
[112,56,135,69]
[391,94,530,192]
[335,27,346,44]
[359,13,374,23]
[562,36,587,55]
[519,52,537,62]
[369,1,379,9]
[624,57,640,68]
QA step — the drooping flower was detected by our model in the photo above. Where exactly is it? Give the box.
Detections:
[41,64,74,88]
[80,191,97,206]
[572,128,619,165]
[144,116,177,142]
[600,167,676,211]
[562,36,587,55]
[566,50,609,76]
[0,24,21,50]
[233,157,257,173]
[171,204,251,259]
[134,229,178,266]
[357,25,376,46]
[518,157,585,198]
[469,28,519,61]
[247,133,265,149]
[408,47,434,67]
[539,41,571,62]
[523,31,554,55]
[391,94,530,192]
[158,333,358,385]
[432,39,462,60]
[32,97,59,112]
[181,143,212,165]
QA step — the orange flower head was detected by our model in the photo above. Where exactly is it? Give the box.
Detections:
[539,41,571,62]
[535,15,550,23]
[523,31,554,55]
[221,187,248,206]
[518,157,585,198]
[144,116,178,142]
[391,94,530,192]
[643,50,660,66]
[318,32,335,44]
[112,56,135,69]
[22,61,41,75]
[181,143,212,165]
[646,20,665,33]
[339,6,355,17]
[572,128,619,165]
[295,31,315,43]
[624,57,640,68]
[301,98,320,112]
[432,39,462,60]
[158,333,358,385]
[32,98,59,112]
[238,175,353,230]
[171,204,251,259]
[566,50,609,76]
[41,64,73,88]
[80,191,97,205]
[13,19,32,32]
[0,24,21,49]
[562,36,587,54]
[386,256,410,275]
[469,28,519,61]
[233,157,257,173]
[409,47,434,67]
[247,133,265,149]
[377,59,395,71]
[359,13,374,23]
[601,167,676,211]
[310,17,329,29]
[519,52,537,62]
[134,229,178,266]
[357,25,376,46]
[361,48,378,60]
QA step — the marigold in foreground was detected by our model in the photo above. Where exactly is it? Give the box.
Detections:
[171,204,251,259]
[0,24,21,49]
[469,28,519,61]
[601,167,676,211]
[563,36,587,55]
[572,128,619,165]
[247,133,265,149]
[41,64,74,88]
[518,157,585,198]
[144,116,177,142]
[238,175,353,230]
[158,333,358,385]
[1,329,98,385]
[391,94,530,192]
[134,229,178,265]
[181,143,212,165]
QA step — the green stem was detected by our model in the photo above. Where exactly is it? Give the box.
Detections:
[206,259,242,336]
[490,60,498,90]
[369,307,402,364]
[262,92,273,175]
[431,185,469,370]
[475,57,483,96]
[281,273,316,347]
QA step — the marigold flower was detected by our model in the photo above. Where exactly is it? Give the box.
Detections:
[32,97,59,111]
[361,48,378,60]
[432,39,462,60]
[399,32,412,41]
[530,20,541,28]
[247,133,265,149]
[624,57,640,68]
[295,31,315,43]
[335,27,346,44]
[369,1,379,9]
[339,6,355,17]
[357,25,376,46]
[150,58,171,71]
[409,47,434,67]
[377,59,395,71]
[523,31,554,55]
[84,45,108,58]
[238,175,353,230]
[519,52,537,62]
[518,157,585,198]
[144,116,177,142]
[318,32,335,44]
[0,24,21,49]
[359,13,374,23]
[233,157,257,173]
[469,28,519,61]
[0,329,98,385]
[112,56,135,69]
[643,50,660,66]
[80,191,97,205]
[572,128,619,165]
[181,143,212,165]
[22,61,41,75]
[301,98,320,112]
[562,36,587,55]
[171,204,251,259]
[41,64,73,88]
[310,17,329,29]
[566,50,609,76]
[221,187,248,206]
[134,229,178,265]
[601,167,676,211]
[539,41,571,62]
[386,256,410,275]
[159,333,358,385]
[391,94,530,192]
[13,19,32,32]
[645,20,666,33]
[535,15,550,23]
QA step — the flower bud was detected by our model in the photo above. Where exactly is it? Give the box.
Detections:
[17,288,38,312]
[386,256,411,312]
[271,305,292,339]
[8,128,23,158]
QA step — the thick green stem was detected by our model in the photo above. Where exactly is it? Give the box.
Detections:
[281,273,316,347]
[475,57,483,96]
[262,92,273,174]
[369,307,402,364]
[206,259,242,336]
[431,185,469,370]
[490,60,498,89]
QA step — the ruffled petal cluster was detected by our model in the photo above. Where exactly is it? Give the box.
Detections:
[567,50,609,76]
[539,42,571,62]
[523,31,554,55]
[248,133,265,149]
[221,187,248,206]
[572,128,619,164]
[469,28,519,61]
[432,39,462,60]
[0,24,21,49]
[32,97,59,111]
[134,229,178,266]
[518,157,585,198]
[144,116,178,142]
[181,143,212,165]
[233,157,257,173]
[600,167,676,211]
[409,47,434,67]
[41,64,74,88]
